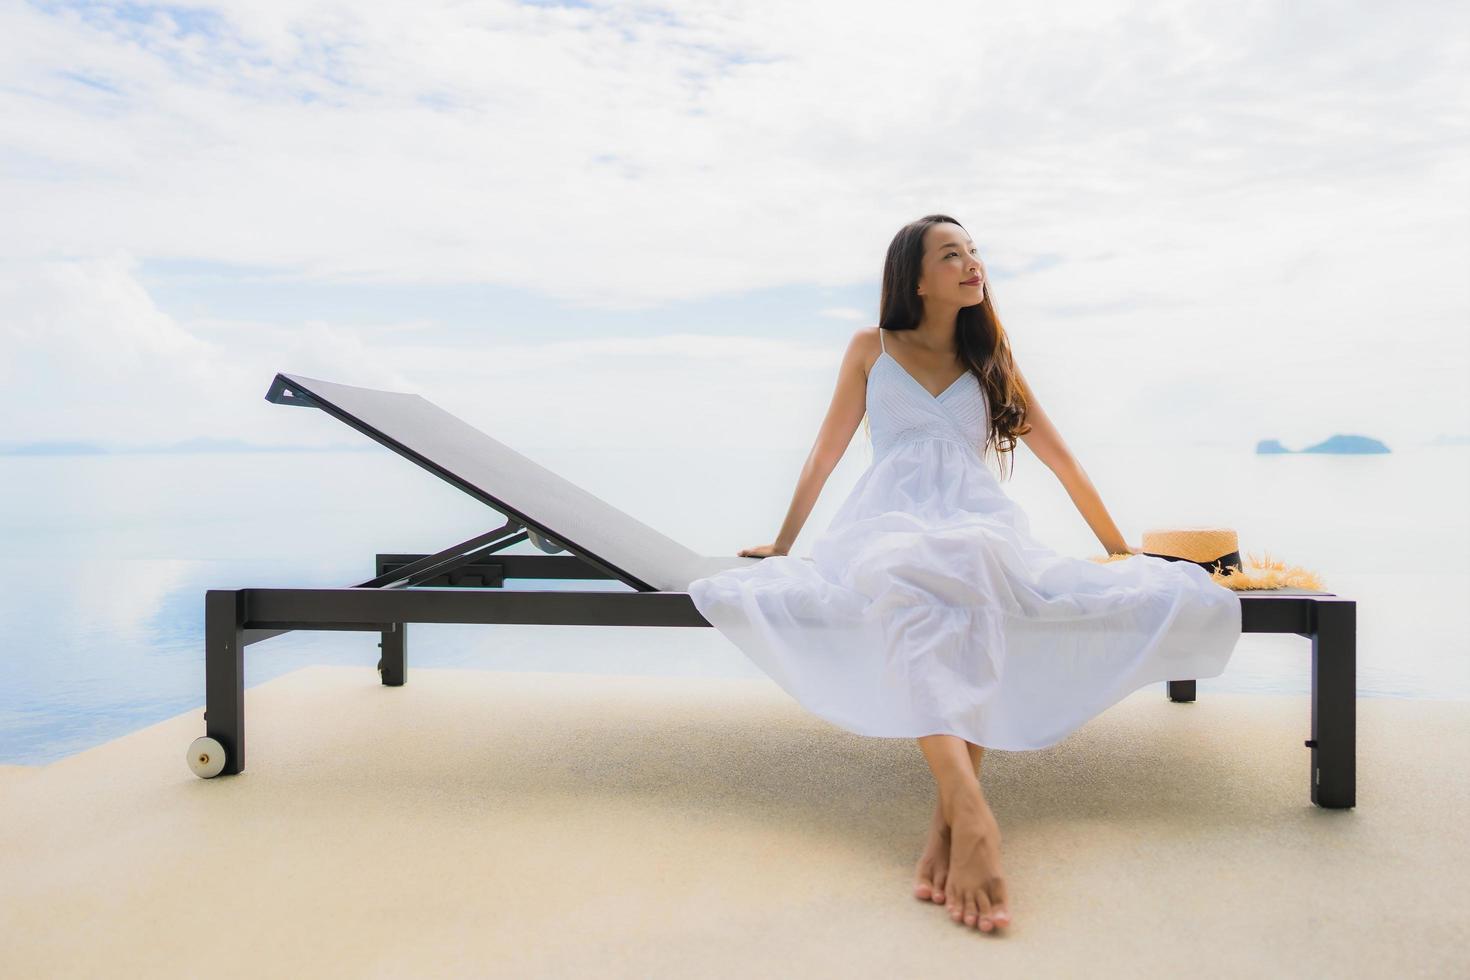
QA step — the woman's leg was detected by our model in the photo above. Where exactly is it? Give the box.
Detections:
[916,734,1011,932]
[914,741,985,903]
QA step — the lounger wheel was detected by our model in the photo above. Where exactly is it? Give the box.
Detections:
[187,736,227,779]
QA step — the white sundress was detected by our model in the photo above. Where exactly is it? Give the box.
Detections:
[686,329,1243,750]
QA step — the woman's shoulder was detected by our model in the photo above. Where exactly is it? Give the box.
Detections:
[845,326,885,378]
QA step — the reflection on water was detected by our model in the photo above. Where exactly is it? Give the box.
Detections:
[2,444,1467,765]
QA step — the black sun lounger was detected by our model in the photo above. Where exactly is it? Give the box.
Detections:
[190,373,1357,809]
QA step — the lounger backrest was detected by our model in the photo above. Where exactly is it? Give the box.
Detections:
[269,373,758,592]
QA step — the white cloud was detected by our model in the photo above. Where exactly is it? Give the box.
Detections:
[0,254,855,451]
[0,254,417,448]
[3,1,1460,295]
[0,0,1465,451]
[818,307,868,321]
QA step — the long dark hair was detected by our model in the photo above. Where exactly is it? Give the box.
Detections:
[874,213,1032,480]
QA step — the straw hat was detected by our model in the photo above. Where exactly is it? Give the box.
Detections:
[1089,526,1325,591]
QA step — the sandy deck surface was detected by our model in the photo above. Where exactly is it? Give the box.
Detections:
[2,666,1467,977]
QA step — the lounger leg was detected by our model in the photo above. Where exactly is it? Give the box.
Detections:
[379,624,406,686]
[1166,680,1196,702]
[1309,599,1356,809]
[205,590,246,775]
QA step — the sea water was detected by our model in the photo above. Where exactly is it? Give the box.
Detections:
[2,442,1466,765]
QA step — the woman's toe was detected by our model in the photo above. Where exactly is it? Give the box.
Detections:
[988,882,1011,926]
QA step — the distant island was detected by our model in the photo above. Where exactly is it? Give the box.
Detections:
[1256,434,1390,455]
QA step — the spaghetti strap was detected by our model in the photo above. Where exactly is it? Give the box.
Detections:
[878,327,886,353]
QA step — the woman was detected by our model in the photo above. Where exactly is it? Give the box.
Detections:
[686,214,1242,935]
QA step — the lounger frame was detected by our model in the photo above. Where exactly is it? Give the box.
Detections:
[200,374,1357,810]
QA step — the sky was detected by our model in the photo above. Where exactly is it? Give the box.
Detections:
[0,0,1466,456]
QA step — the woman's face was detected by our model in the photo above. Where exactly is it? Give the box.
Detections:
[916,223,986,309]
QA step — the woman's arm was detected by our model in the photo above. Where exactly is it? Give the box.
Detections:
[1053,462,1132,556]
[751,330,872,556]
[1015,366,1133,556]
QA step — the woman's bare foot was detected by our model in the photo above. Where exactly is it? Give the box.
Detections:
[913,798,951,904]
[943,789,1012,932]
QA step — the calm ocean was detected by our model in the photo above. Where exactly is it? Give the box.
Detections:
[2,441,1466,765]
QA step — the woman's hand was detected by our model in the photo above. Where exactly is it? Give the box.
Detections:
[1123,543,1146,557]
[738,543,789,558]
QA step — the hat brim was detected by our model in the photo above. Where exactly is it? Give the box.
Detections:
[1087,550,1325,592]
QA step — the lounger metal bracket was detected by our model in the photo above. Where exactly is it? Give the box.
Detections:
[265,376,317,408]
